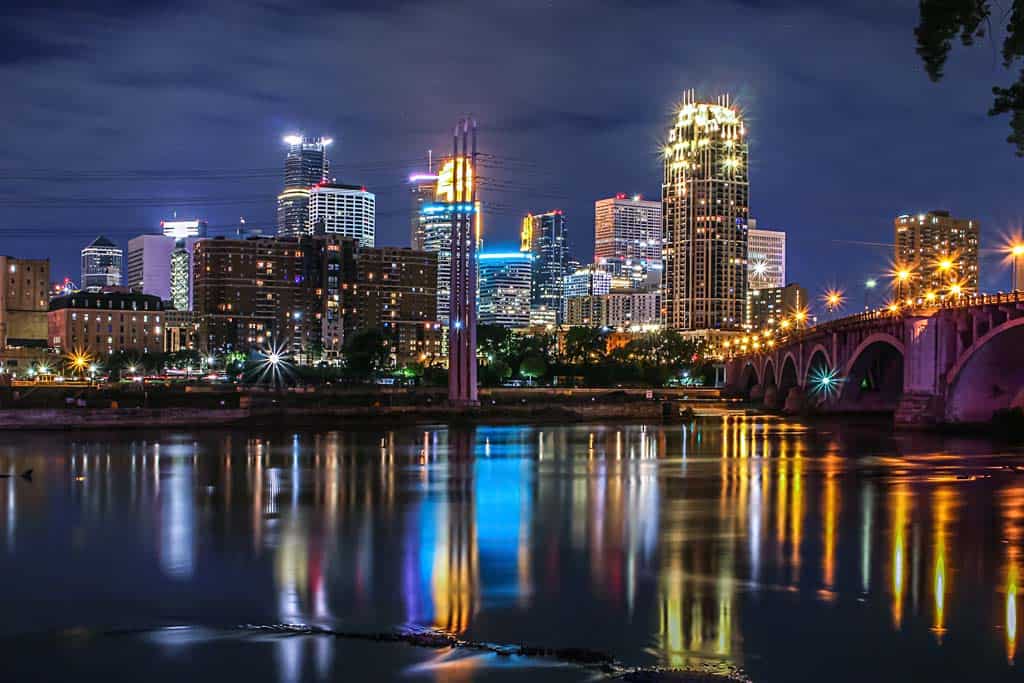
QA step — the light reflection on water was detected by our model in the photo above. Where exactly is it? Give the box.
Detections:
[0,416,1021,681]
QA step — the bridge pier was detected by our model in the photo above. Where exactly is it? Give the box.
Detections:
[782,387,805,414]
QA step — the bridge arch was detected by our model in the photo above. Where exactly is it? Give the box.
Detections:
[946,317,1024,423]
[804,344,832,382]
[762,357,777,389]
[736,361,760,398]
[838,333,905,412]
[777,353,799,400]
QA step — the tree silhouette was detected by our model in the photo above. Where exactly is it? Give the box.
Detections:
[915,0,1024,155]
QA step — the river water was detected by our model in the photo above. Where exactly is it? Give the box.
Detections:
[0,416,1021,681]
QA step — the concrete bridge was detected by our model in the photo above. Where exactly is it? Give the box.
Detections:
[723,291,1024,425]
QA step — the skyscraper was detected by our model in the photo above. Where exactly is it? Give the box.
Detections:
[409,172,438,250]
[276,135,332,237]
[521,210,570,323]
[747,224,786,290]
[161,219,207,239]
[894,210,979,298]
[594,194,663,289]
[308,183,376,246]
[81,235,123,288]
[662,92,749,332]
[418,155,480,325]
[127,234,174,300]
[479,252,532,328]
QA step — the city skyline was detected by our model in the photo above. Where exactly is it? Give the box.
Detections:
[2,2,1022,301]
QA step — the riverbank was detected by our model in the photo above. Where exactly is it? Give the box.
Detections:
[0,387,733,430]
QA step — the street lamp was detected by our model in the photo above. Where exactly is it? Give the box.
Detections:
[865,278,877,310]
[1012,242,1024,291]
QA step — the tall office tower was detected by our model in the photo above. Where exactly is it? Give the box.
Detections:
[308,183,376,246]
[169,240,201,311]
[521,210,570,323]
[479,252,532,328]
[127,235,174,301]
[662,92,749,332]
[276,135,332,237]
[563,265,613,299]
[894,210,979,298]
[747,225,786,290]
[409,171,438,250]
[418,155,481,325]
[594,193,663,289]
[81,235,123,288]
[0,256,49,349]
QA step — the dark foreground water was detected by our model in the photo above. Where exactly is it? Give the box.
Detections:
[0,416,1021,682]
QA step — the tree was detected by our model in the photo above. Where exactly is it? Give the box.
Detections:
[519,351,548,381]
[342,328,389,380]
[915,0,1024,155]
[563,327,606,365]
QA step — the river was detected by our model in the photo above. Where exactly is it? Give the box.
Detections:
[0,416,1020,681]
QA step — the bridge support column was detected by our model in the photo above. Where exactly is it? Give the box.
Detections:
[895,316,945,427]
[783,387,806,414]
[763,385,779,409]
[749,383,765,402]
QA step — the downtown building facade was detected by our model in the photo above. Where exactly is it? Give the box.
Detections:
[309,183,375,246]
[564,289,659,329]
[81,236,123,289]
[746,223,786,290]
[0,256,49,349]
[521,210,570,323]
[276,135,332,238]
[479,252,532,328]
[894,210,979,298]
[193,236,439,366]
[48,289,165,356]
[662,93,749,333]
[127,229,202,310]
[594,194,663,290]
[745,283,806,331]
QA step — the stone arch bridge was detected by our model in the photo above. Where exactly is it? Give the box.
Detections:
[723,292,1024,425]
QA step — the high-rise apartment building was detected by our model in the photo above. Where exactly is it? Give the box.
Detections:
[479,252,532,328]
[563,265,613,300]
[564,290,659,329]
[350,245,441,367]
[193,237,313,353]
[521,210,570,323]
[747,224,786,290]
[594,194,663,289]
[894,210,979,298]
[276,135,332,238]
[81,235,123,288]
[662,92,749,332]
[308,183,375,246]
[0,256,49,349]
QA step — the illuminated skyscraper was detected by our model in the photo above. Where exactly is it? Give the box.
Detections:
[409,171,438,250]
[161,219,207,239]
[418,155,480,325]
[276,135,332,238]
[594,194,662,289]
[747,224,786,290]
[479,253,532,328]
[309,183,375,246]
[521,210,570,323]
[662,92,749,332]
[894,210,979,298]
[81,235,123,288]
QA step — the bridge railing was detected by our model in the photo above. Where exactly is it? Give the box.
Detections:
[727,289,1024,359]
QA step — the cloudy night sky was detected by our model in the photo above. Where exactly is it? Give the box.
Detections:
[2,0,1022,302]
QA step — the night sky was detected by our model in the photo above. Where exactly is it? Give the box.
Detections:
[2,0,1022,307]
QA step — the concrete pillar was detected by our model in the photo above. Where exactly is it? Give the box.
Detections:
[896,315,944,426]
[749,384,765,401]
[763,385,779,409]
[783,387,805,414]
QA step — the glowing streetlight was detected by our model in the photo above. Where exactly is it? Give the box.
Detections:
[1011,242,1024,291]
[949,282,963,298]
[823,288,845,316]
